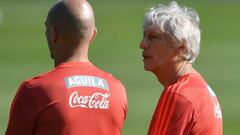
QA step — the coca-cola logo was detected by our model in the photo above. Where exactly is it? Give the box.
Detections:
[69,91,110,109]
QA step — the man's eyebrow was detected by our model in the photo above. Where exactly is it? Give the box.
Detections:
[145,31,163,35]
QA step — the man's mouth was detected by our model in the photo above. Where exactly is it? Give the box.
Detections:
[142,54,152,59]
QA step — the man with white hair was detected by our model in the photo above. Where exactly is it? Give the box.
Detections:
[140,1,222,135]
[6,0,127,135]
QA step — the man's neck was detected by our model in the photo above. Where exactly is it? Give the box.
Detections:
[54,56,89,67]
[154,62,195,88]
[54,43,90,67]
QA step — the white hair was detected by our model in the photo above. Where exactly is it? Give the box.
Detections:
[143,1,201,63]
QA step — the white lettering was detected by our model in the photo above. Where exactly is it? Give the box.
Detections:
[98,79,104,88]
[214,102,222,119]
[81,77,88,85]
[91,78,97,86]
[69,91,110,109]
[65,76,109,91]
[69,78,76,86]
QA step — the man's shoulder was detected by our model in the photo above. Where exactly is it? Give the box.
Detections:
[21,64,125,90]
[21,69,56,89]
[172,73,216,111]
[177,73,208,92]
[166,73,210,103]
[99,71,125,90]
[92,66,124,86]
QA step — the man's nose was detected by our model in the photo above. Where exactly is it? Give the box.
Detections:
[139,38,149,49]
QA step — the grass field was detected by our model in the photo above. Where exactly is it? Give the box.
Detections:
[0,0,240,134]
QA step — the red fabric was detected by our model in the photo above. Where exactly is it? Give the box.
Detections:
[6,62,128,135]
[148,73,222,135]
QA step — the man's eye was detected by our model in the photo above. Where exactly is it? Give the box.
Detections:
[148,35,157,40]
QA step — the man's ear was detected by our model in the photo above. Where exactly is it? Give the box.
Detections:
[172,39,188,63]
[51,26,58,44]
[176,39,187,55]
[90,27,97,43]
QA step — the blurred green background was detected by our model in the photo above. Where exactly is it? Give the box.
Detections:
[0,0,239,134]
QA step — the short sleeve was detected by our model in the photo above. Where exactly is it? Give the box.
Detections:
[5,81,37,135]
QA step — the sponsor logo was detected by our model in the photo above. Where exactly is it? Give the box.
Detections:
[207,85,222,119]
[207,85,216,97]
[64,75,109,91]
[69,91,110,109]
[214,102,222,119]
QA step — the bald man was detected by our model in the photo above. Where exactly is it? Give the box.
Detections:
[5,0,128,135]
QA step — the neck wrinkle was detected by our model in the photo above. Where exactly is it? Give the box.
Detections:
[54,42,90,67]
[154,62,194,88]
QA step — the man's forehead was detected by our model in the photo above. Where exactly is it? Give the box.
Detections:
[143,25,164,34]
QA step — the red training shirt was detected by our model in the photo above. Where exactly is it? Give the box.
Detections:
[148,73,222,135]
[6,62,128,135]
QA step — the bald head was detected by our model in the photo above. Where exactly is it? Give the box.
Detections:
[45,0,96,66]
[46,0,95,40]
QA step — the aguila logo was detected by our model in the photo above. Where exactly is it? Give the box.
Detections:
[69,91,110,109]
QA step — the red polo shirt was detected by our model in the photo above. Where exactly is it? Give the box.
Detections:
[148,73,222,135]
[6,62,128,135]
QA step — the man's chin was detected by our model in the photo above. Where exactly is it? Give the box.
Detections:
[50,54,55,59]
[144,65,152,71]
